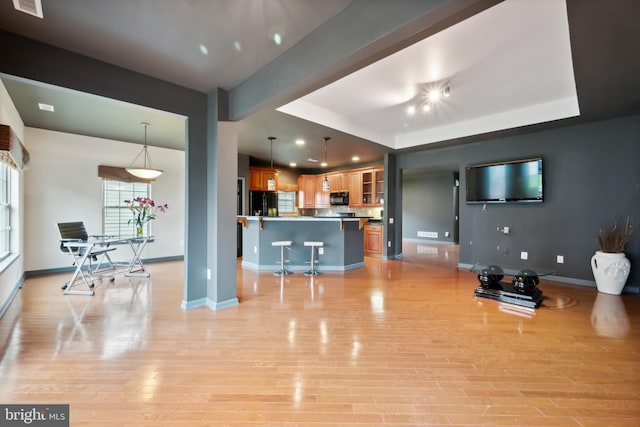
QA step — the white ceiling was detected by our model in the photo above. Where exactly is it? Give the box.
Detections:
[279,0,579,150]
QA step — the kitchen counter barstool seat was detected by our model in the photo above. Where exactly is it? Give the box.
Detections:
[303,241,323,276]
[272,240,293,276]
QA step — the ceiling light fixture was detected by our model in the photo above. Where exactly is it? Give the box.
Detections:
[267,136,276,191]
[427,88,441,102]
[126,122,163,180]
[407,82,451,116]
[322,137,330,191]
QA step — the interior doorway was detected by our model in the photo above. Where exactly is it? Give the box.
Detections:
[400,167,460,268]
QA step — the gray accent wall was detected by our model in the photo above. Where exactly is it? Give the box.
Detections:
[403,171,456,243]
[396,114,640,289]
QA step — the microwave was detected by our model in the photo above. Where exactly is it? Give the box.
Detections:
[330,191,349,205]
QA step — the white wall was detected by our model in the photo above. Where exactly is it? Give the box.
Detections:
[0,80,25,311]
[24,128,185,271]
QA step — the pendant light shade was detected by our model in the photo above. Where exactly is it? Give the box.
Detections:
[126,122,163,180]
[322,137,330,191]
[267,136,276,191]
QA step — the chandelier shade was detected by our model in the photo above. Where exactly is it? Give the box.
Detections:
[126,122,163,180]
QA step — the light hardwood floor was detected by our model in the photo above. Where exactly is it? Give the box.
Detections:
[1,242,639,426]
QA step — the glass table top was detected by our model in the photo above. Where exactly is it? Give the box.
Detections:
[469,263,555,277]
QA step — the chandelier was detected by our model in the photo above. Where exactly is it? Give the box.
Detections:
[126,122,163,180]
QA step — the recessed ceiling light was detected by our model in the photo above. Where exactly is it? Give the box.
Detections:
[289,162,297,167]
[38,103,54,112]
[406,105,416,115]
[295,139,305,145]
[199,44,208,55]
[268,26,285,46]
[352,156,360,162]
[422,104,431,112]
[307,158,318,162]
[320,162,328,167]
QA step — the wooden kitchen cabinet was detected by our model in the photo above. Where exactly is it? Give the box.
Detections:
[315,175,330,208]
[361,168,384,206]
[296,166,382,208]
[348,171,363,207]
[297,174,316,208]
[328,172,347,192]
[364,223,383,255]
[249,167,278,191]
[374,168,384,205]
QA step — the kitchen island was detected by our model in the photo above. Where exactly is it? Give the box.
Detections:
[238,216,367,272]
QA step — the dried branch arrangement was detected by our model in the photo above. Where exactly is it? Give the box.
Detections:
[598,216,636,253]
[598,184,639,253]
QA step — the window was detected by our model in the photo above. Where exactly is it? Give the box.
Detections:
[0,163,10,259]
[103,180,151,238]
[277,190,296,214]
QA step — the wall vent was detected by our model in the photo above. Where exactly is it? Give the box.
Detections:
[12,0,43,18]
[417,231,438,238]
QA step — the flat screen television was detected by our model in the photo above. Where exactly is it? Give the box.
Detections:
[465,157,543,204]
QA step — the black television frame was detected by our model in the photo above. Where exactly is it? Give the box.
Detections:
[465,157,543,204]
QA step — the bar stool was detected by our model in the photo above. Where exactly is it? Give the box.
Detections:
[304,241,323,276]
[272,241,293,276]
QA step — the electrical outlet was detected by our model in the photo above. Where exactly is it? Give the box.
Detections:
[520,251,528,260]
[254,246,257,254]
[318,247,324,255]
[388,240,391,247]
[207,268,211,280]
[557,255,564,264]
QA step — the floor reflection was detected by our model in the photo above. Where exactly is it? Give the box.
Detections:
[591,292,630,339]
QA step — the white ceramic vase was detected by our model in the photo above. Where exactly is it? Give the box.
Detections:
[591,251,631,295]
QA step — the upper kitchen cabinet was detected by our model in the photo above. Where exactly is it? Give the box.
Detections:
[328,172,347,192]
[348,171,363,207]
[315,175,330,208]
[297,174,316,208]
[249,167,279,191]
[362,168,384,206]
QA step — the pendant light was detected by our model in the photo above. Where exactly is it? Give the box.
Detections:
[322,137,330,191]
[126,122,163,180]
[267,136,276,191]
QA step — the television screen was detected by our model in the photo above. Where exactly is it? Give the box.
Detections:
[465,158,543,204]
